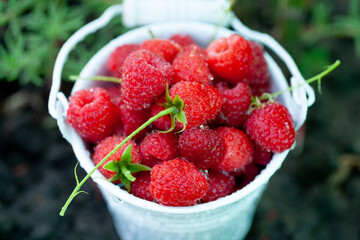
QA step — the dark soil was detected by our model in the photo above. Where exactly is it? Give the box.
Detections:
[1,24,360,240]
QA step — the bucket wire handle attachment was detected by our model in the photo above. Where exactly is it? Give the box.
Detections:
[231,17,315,130]
[48,4,123,120]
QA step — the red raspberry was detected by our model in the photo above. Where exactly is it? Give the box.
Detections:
[172,44,213,84]
[251,81,271,97]
[121,49,174,110]
[170,81,223,128]
[150,95,181,131]
[179,128,225,170]
[169,33,194,47]
[149,158,209,206]
[93,135,142,183]
[248,41,271,96]
[118,104,150,142]
[253,144,273,166]
[235,163,260,189]
[202,170,235,203]
[67,87,118,143]
[139,132,179,167]
[130,171,154,202]
[106,86,150,141]
[215,127,254,172]
[215,81,252,127]
[206,34,254,85]
[140,39,182,63]
[106,44,139,77]
[245,101,295,153]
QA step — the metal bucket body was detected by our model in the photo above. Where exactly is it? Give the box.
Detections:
[49,8,313,240]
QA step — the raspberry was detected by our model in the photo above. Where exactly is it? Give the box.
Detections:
[106,44,139,77]
[202,170,235,203]
[139,132,179,167]
[235,163,260,189]
[149,158,209,206]
[179,128,225,170]
[169,33,194,47]
[119,104,151,142]
[170,81,223,128]
[253,144,273,166]
[130,171,154,202]
[140,39,182,63]
[215,81,252,127]
[121,49,174,110]
[67,87,118,143]
[215,127,254,172]
[172,44,213,84]
[248,41,271,96]
[106,86,150,141]
[93,135,142,183]
[245,101,295,153]
[149,95,183,132]
[206,34,254,85]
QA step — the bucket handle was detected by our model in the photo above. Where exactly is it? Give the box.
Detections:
[48,4,124,120]
[231,17,315,130]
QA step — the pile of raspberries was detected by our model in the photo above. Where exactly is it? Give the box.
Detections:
[66,33,295,207]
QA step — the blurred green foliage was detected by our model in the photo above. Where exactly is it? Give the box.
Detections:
[0,0,359,86]
[0,0,125,86]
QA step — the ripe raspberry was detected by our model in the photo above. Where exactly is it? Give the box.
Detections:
[202,170,235,203]
[149,158,209,206]
[170,81,223,128]
[140,39,182,63]
[93,135,142,183]
[235,163,260,189]
[179,128,225,170]
[215,81,252,127]
[206,34,254,85]
[130,171,154,202]
[172,44,213,84]
[150,95,179,131]
[245,101,295,153]
[139,132,179,167]
[121,49,174,110]
[249,41,270,85]
[106,86,150,141]
[169,33,194,47]
[215,127,254,172]
[106,44,139,77]
[67,87,118,143]
[253,144,273,166]
[119,104,151,142]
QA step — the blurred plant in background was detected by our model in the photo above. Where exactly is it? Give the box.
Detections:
[1,0,359,87]
[0,0,126,86]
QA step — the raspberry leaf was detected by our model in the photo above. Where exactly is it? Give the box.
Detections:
[103,160,120,172]
[103,144,150,189]
[159,83,187,133]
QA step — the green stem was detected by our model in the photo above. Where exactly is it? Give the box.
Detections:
[59,106,176,216]
[259,59,341,101]
[69,75,122,84]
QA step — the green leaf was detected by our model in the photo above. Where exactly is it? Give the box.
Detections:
[103,160,120,172]
[128,164,152,174]
[119,144,133,166]
[120,175,132,192]
[120,165,136,182]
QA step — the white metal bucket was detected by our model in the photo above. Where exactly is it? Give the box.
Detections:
[48,5,315,240]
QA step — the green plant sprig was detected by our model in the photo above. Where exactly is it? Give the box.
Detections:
[69,75,122,84]
[255,59,340,104]
[59,86,187,216]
